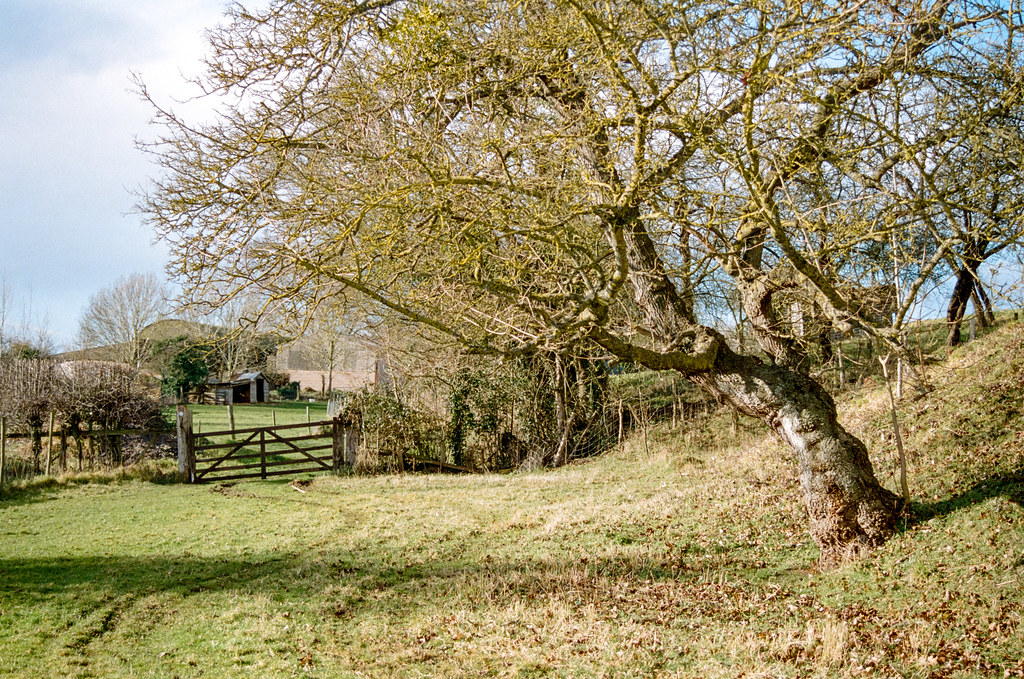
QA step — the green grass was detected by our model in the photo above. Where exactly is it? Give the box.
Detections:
[183,401,329,435]
[1,327,1023,677]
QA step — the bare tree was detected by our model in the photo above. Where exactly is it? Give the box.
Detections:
[0,358,59,471]
[141,0,1024,562]
[185,295,261,379]
[0,275,59,358]
[298,303,375,397]
[937,121,1024,346]
[0,271,10,357]
[77,273,168,369]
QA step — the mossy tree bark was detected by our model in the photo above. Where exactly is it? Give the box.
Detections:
[593,215,902,563]
[694,348,901,564]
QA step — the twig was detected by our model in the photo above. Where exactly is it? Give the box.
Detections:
[880,354,911,504]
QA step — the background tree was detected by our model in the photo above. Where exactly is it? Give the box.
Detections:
[78,273,168,369]
[935,121,1024,346]
[0,272,11,358]
[154,335,211,403]
[141,0,1024,562]
[185,292,276,379]
[0,273,58,358]
[298,299,381,397]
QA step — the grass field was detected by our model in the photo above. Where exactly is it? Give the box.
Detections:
[1,327,1023,677]
[181,401,336,483]
[186,401,330,434]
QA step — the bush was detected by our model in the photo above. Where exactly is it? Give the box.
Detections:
[334,390,445,471]
[0,358,165,470]
[276,381,300,400]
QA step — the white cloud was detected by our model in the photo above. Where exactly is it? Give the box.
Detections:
[0,0,238,348]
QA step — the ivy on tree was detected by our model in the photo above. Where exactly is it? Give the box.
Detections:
[155,336,210,403]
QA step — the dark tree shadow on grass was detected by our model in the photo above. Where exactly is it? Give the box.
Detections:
[0,539,762,610]
[903,468,1024,528]
[0,474,315,508]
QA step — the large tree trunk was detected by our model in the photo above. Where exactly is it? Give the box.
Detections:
[946,263,978,347]
[972,282,996,327]
[611,210,900,564]
[693,346,901,565]
[946,237,989,347]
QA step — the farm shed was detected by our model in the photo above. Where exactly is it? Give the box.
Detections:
[210,371,275,404]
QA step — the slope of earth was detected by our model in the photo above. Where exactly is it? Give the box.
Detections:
[0,325,1021,678]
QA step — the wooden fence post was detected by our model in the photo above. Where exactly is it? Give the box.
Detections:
[176,405,196,482]
[177,405,188,477]
[227,403,235,432]
[332,419,344,473]
[186,411,195,482]
[617,400,623,444]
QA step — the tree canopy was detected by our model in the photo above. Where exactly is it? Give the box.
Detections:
[141,0,1024,562]
[77,273,168,369]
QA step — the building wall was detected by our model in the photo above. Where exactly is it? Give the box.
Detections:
[286,369,375,393]
[270,334,380,395]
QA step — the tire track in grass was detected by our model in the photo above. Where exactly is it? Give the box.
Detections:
[61,593,137,672]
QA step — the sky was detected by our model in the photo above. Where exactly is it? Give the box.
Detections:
[0,0,243,350]
[0,1,1015,354]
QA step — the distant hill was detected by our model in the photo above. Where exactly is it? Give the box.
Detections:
[53,318,217,365]
[139,318,213,343]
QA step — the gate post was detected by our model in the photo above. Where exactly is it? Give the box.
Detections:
[332,417,359,471]
[332,418,344,472]
[176,405,196,482]
[344,426,358,467]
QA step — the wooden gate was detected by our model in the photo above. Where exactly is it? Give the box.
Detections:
[176,407,358,483]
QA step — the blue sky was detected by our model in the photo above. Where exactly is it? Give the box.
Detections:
[0,0,234,349]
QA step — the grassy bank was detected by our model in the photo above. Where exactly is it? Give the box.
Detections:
[1,327,1022,677]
